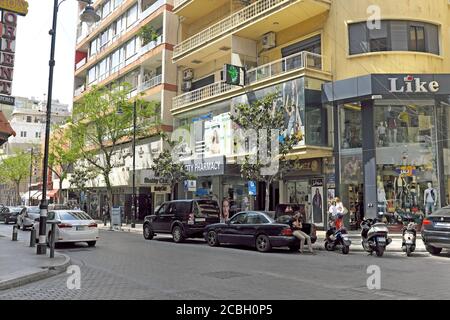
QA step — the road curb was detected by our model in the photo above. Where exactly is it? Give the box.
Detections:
[0,254,71,291]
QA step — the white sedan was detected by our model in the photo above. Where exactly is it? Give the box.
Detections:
[34,210,99,247]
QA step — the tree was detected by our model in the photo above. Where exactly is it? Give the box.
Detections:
[69,164,99,213]
[0,152,31,205]
[71,83,159,226]
[138,25,159,46]
[230,92,301,211]
[48,123,80,204]
[151,133,192,200]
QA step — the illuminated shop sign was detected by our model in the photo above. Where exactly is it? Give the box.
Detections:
[0,10,17,97]
[0,0,28,16]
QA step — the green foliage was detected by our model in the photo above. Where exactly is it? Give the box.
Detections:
[138,24,159,45]
[0,151,32,203]
[230,91,301,183]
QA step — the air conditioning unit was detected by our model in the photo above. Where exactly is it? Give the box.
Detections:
[182,80,193,92]
[183,68,194,81]
[261,32,276,49]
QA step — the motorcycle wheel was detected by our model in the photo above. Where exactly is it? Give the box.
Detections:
[342,246,350,255]
[325,241,334,251]
[406,245,412,257]
[375,247,385,257]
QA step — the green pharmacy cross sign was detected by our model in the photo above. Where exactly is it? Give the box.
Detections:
[224,64,245,86]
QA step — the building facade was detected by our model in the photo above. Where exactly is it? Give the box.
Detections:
[169,0,450,228]
[70,0,178,219]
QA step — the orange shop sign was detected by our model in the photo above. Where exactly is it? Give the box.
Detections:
[0,0,28,16]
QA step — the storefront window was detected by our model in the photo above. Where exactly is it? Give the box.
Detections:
[339,103,364,227]
[374,101,439,226]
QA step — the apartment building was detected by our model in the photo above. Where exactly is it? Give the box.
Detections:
[70,0,178,218]
[170,0,450,227]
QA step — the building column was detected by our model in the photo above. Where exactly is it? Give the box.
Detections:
[333,102,341,197]
[435,98,446,208]
[361,100,377,219]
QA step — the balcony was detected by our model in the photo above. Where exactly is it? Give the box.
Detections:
[172,51,326,111]
[74,84,86,97]
[141,0,165,20]
[138,74,162,92]
[75,58,87,71]
[173,0,331,64]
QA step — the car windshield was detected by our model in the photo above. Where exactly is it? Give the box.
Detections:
[57,211,92,221]
[27,207,40,214]
[8,207,23,213]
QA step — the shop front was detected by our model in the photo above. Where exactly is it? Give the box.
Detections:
[323,74,450,229]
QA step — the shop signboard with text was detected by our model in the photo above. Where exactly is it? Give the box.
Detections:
[0,1,28,16]
[184,156,225,177]
[0,10,17,98]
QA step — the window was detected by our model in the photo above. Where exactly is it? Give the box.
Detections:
[100,30,109,49]
[88,66,97,84]
[230,213,247,224]
[26,116,32,123]
[90,37,98,56]
[125,38,137,60]
[349,20,439,55]
[126,4,138,28]
[102,0,111,18]
[35,132,41,138]
[409,25,425,52]
[20,131,27,137]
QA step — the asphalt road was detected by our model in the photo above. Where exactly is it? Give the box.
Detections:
[0,223,449,300]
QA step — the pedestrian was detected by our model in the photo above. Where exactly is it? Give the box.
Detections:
[102,204,109,226]
[333,197,346,230]
[290,213,314,254]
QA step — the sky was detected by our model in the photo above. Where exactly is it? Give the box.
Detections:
[11,0,79,108]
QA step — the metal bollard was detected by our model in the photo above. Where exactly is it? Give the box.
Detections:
[30,227,36,247]
[50,223,56,259]
[12,224,18,241]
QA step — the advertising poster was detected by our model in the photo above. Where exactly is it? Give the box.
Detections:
[311,178,324,226]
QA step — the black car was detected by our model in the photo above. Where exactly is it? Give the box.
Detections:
[422,206,450,255]
[143,199,220,243]
[0,207,25,224]
[204,211,317,253]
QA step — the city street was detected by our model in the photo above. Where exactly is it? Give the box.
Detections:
[0,223,449,300]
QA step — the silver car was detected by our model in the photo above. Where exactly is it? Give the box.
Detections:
[18,206,40,230]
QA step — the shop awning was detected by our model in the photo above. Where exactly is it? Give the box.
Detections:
[0,111,15,146]
[30,191,50,200]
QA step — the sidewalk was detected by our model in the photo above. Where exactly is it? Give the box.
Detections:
[98,222,427,252]
[0,234,71,290]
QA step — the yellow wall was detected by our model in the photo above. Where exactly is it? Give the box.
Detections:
[324,0,450,81]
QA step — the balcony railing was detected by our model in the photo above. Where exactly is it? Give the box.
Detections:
[173,0,190,9]
[172,51,323,110]
[141,0,164,20]
[74,84,86,97]
[173,0,288,59]
[138,74,163,92]
[75,57,87,70]
[139,35,163,56]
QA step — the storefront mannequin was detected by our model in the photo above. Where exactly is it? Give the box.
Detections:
[386,106,397,144]
[424,182,437,216]
[394,175,407,207]
[377,176,387,215]
[377,122,387,146]
[408,176,419,207]
[398,106,410,143]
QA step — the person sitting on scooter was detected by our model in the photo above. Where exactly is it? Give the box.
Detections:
[290,213,314,254]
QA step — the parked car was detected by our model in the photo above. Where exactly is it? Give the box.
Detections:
[0,207,24,224]
[34,210,99,247]
[422,206,450,256]
[143,199,220,243]
[18,206,40,230]
[274,203,317,244]
[204,211,315,253]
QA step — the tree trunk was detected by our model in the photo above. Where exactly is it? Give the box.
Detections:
[15,181,20,205]
[59,179,64,204]
[104,174,113,230]
[265,181,270,212]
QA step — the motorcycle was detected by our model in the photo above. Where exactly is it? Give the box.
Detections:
[325,227,351,254]
[360,218,392,257]
[401,219,417,257]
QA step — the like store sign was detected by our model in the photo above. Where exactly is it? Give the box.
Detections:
[0,9,17,97]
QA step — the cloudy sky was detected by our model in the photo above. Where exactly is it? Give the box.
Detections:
[11,0,79,108]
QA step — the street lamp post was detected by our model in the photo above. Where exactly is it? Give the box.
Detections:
[131,100,137,228]
[28,147,33,206]
[37,0,100,255]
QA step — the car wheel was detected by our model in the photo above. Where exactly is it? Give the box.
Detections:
[426,245,442,256]
[87,241,96,247]
[143,224,154,240]
[207,230,220,247]
[255,234,271,253]
[172,225,185,243]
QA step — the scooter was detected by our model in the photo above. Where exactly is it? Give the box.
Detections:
[401,219,417,257]
[325,226,351,254]
[360,218,392,257]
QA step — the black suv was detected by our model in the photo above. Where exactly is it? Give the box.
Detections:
[143,199,220,243]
